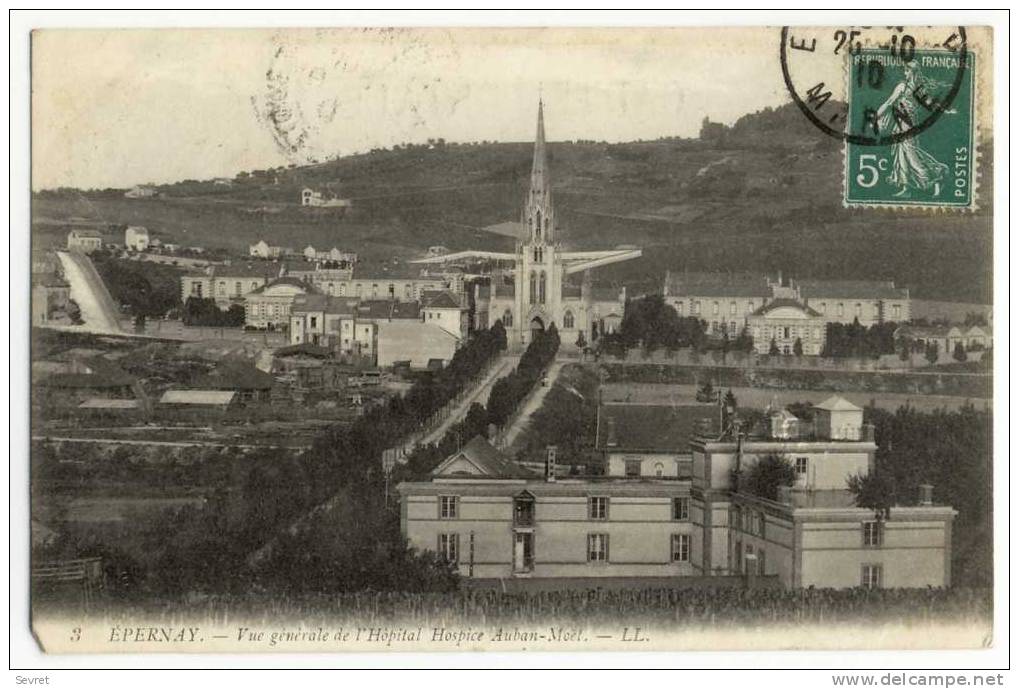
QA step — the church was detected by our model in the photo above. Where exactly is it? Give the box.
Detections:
[413,101,641,351]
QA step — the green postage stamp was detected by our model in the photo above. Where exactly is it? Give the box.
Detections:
[844,48,977,209]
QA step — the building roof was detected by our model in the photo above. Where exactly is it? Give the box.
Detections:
[751,298,822,317]
[36,359,136,389]
[352,264,434,281]
[248,277,314,295]
[210,263,276,280]
[356,300,422,320]
[69,229,103,238]
[596,404,718,452]
[291,293,359,315]
[493,280,516,299]
[399,479,690,497]
[273,343,334,359]
[481,221,523,237]
[664,271,772,298]
[378,319,459,344]
[159,390,237,406]
[798,278,908,300]
[813,395,862,412]
[421,291,463,309]
[77,398,143,410]
[591,286,622,302]
[432,436,537,479]
[192,362,275,390]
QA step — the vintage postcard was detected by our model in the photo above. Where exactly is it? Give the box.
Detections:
[27,25,995,655]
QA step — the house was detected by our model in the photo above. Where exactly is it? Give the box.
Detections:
[895,324,992,356]
[35,358,138,405]
[421,290,469,340]
[124,226,150,252]
[692,396,954,588]
[158,390,237,415]
[244,278,315,329]
[249,240,284,260]
[596,404,718,478]
[66,229,103,253]
[398,437,694,579]
[301,188,352,208]
[399,395,956,589]
[190,362,274,402]
[746,298,826,355]
[124,185,157,198]
[289,294,360,350]
[376,321,460,369]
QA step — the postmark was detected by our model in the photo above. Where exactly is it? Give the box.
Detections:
[779,26,978,209]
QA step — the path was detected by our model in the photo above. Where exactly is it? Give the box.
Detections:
[500,360,564,449]
[417,355,518,447]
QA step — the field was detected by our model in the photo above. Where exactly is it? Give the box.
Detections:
[33,103,993,303]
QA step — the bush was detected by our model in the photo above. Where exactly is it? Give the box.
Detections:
[739,454,795,501]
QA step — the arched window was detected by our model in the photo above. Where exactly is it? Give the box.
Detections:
[563,310,574,329]
[654,462,664,478]
[539,271,546,304]
[327,283,334,295]
[535,211,542,241]
[503,309,513,327]
[529,271,537,304]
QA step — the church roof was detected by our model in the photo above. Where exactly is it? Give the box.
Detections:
[664,271,772,298]
[531,99,550,197]
[751,298,822,317]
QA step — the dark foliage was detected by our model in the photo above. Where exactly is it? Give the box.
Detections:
[182,297,246,327]
[740,454,795,501]
[821,319,899,358]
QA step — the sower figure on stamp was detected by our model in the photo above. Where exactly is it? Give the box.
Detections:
[875,62,955,198]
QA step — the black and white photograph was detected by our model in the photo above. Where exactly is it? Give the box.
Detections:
[11,13,1008,675]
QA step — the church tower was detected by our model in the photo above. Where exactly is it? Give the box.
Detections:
[514,99,562,346]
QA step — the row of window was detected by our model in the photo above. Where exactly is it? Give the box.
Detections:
[674,300,757,317]
[754,325,822,341]
[435,533,692,564]
[438,496,690,521]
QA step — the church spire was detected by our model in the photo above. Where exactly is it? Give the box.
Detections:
[530,98,550,195]
[524,98,554,246]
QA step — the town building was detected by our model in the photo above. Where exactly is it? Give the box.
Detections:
[271,343,348,390]
[190,362,275,403]
[244,277,315,329]
[662,271,912,336]
[747,299,826,356]
[124,226,150,252]
[301,188,352,208]
[376,320,461,369]
[289,294,361,350]
[31,272,71,325]
[596,404,718,479]
[248,240,294,260]
[691,396,955,587]
[409,101,641,351]
[301,245,358,264]
[399,395,955,589]
[421,291,469,340]
[124,185,158,198]
[895,324,993,355]
[180,264,277,308]
[66,229,103,253]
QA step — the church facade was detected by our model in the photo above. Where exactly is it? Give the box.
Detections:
[457,102,640,351]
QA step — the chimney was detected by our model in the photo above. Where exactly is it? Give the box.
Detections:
[777,485,793,505]
[919,483,933,506]
[545,445,557,483]
[605,418,617,447]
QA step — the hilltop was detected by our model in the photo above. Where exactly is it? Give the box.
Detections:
[32,103,993,303]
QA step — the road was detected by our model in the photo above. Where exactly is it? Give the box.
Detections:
[417,355,519,447]
[500,360,564,449]
[55,250,125,333]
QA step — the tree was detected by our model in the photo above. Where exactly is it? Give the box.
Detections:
[695,380,716,403]
[489,320,507,351]
[925,341,940,366]
[953,341,968,362]
[741,454,795,501]
[133,314,147,333]
[733,326,754,353]
[793,337,803,357]
[768,338,780,356]
[723,389,738,410]
[847,471,896,521]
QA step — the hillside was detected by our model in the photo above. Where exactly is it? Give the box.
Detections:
[32,103,993,303]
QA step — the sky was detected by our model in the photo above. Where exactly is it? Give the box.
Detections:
[30,27,831,190]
